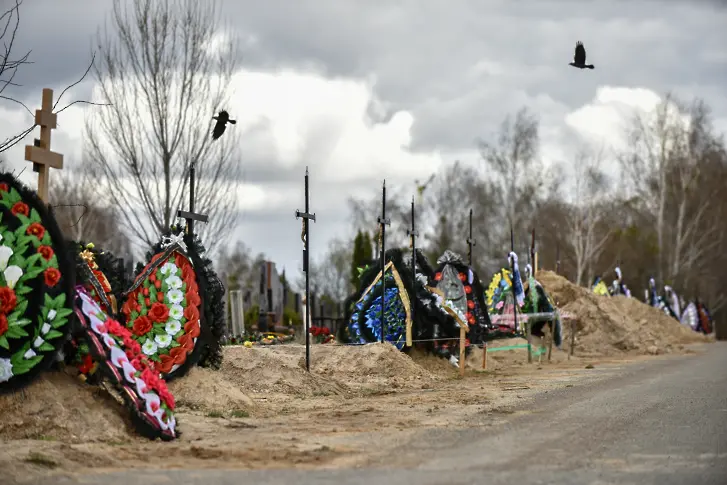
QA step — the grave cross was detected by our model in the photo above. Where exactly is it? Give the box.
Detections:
[177,161,209,236]
[377,180,391,344]
[24,88,64,203]
[295,167,316,372]
[406,195,418,341]
[466,208,476,267]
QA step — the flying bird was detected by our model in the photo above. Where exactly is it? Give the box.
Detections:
[211,110,236,140]
[569,41,594,69]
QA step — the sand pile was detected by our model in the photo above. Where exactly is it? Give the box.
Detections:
[221,345,349,396]
[537,271,710,355]
[312,342,437,390]
[0,371,134,443]
[167,367,254,415]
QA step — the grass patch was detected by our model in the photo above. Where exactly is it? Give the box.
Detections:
[230,409,249,419]
[24,452,58,468]
[206,411,224,418]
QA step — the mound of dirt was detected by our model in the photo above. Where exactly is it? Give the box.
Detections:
[537,271,710,356]
[167,367,254,415]
[312,342,437,390]
[221,345,349,397]
[0,371,134,443]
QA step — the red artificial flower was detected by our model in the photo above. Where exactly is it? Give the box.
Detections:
[322,327,330,335]
[182,264,195,282]
[11,202,29,217]
[156,354,175,374]
[458,272,467,281]
[26,222,45,240]
[184,319,201,338]
[0,183,8,193]
[131,358,143,371]
[142,287,149,297]
[149,273,157,283]
[159,388,176,410]
[132,315,153,336]
[169,346,187,365]
[154,279,162,290]
[157,292,164,302]
[174,253,188,269]
[44,267,61,287]
[144,298,151,307]
[434,272,442,281]
[183,304,199,324]
[468,315,475,324]
[0,287,17,314]
[105,319,124,336]
[37,245,54,261]
[0,314,8,337]
[467,300,475,309]
[179,333,194,351]
[147,302,170,323]
[78,354,94,374]
[464,285,472,294]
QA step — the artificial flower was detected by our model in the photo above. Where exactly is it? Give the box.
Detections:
[166,289,184,305]
[0,183,8,193]
[168,304,184,321]
[186,290,201,307]
[78,354,95,374]
[168,346,186,364]
[184,319,201,338]
[165,275,183,289]
[0,357,13,383]
[44,267,61,287]
[0,287,17,314]
[165,320,182,335]
[10,202,29,217]
[154,334,172,348]
[37,245,54,261]
[183,304,199,323]
[4,265,23,289]
[148,302,170,323]
[47,309,57,321]
[26,222,45,240]
[160,262,178,276]
[0,314,8,336]
[142,339,158,356]
[0,246,12,271]
[132,315,153,336]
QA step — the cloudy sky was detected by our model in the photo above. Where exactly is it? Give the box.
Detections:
[1,0,725,277]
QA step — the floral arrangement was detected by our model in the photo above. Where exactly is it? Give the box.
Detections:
[486,269,512,310]
[0,175,74,391]
[433,270,475,326]
[309,326,334,344]
[75,287,177,441]
[140,226,225,371]
[122,249,202,377]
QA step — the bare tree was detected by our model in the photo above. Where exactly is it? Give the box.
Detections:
[347,183,411,251]
[566,148,614,286]
[85,0,240,256]
[0,0,105,154]
[307,237,352,305]
[478,107,544,257]
[49,164,133,258]
[218,241,267,295]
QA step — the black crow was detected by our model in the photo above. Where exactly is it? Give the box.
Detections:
[569,41,594,69]
[212,110,236,140]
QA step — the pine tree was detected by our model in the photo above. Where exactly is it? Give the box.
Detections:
[362,231,373,261]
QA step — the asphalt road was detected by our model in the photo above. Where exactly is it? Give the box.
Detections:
[29,343,727,485]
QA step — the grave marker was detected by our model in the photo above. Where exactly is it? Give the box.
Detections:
[177,161,209,236]
[295,167,316,372]
[24,88,64,203]
[377,180,391,344]
[406,196,418,346]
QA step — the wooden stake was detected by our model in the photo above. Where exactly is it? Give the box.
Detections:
[459,326,466,377]
[568,320,576,359]
[482,342,488,370]
[24,88,63,202]
[547,325,554,362]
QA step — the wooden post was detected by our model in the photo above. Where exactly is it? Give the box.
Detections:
[24,88,64,202]
[568,320,576,359]
[547,324,554,362]
[481,341,488,370]
[459,326,466,377]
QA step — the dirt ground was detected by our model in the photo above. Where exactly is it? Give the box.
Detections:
[0,274,715,484]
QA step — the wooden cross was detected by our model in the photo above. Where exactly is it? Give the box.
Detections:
[177,162,209,235]
[24,88,63,203]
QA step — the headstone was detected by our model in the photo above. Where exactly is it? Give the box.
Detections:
[229,289,244,336]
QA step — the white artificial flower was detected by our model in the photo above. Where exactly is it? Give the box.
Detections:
[160,262,178,276]
[47,309,57,321]
[0,358,13,383]
[168,304,184,321]
[166,289,184,305]
[165,320,182,335]
[3,265,22,289]
[33,337,44,348]
[154,334,172,348]
[142,339,158,356]
[41,323,51,335]
[0,246,13,271]
[165,275,183,290]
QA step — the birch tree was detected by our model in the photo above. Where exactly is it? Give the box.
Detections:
[85,0,240,256]
[567,149,613,286]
